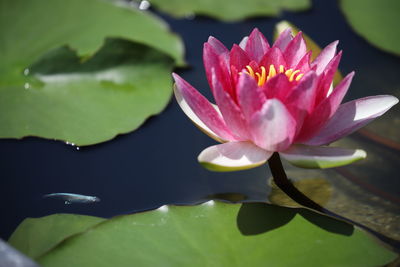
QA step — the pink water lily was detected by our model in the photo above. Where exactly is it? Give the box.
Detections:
[173,28,398,171]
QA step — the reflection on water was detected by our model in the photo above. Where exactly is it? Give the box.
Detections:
[266,150,400,242]
[269,177,332,208]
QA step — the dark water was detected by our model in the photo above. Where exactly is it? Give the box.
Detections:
[0,0,399,249]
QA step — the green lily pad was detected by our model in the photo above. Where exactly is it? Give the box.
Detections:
[147,0,310,21]
[10,202,395,266]
[0,39,175,145]
[8,213,105,259]
[0,0,184,145]
[339,0,400,56]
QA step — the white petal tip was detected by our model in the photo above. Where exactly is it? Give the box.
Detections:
[280,146,367,169]
[198,142,271,172]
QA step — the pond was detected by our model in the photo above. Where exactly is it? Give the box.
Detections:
[0,0,399,265]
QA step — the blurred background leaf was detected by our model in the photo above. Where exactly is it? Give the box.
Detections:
[339,0,400,56]
[145,0,310,21]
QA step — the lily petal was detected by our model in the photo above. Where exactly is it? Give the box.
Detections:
[250,99,296,151]
[296,72,354,142]
[207,36,229,55]
[198,142,272,171]
[230,44,251,75]
[305,95,399,146]
[280,145,367,169]
[245,28,270,62]
[259,47,286,70]
[273,28,293,51]
[239,36,248,49]
[237,73,266,121]
[311,40,339,75]
[203,43,231,97]
[294,51,312,74]
[284,32,307,68]
[263,73,292,100]
[211,69,250,140]
[173,73,235,142]
[316,51,343,103]
[285,71,318,131]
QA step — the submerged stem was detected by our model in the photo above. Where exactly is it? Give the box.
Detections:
[267,152,325,212]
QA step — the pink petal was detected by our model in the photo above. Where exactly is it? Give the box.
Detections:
[263,73,292,100]
[237,73,266,121]
[259,47,286,69]
[295,72,355,142]
[207,36,229,55]
[245,28,270,62]
[203,43,231,98]
[284,32,307,68]
[230,44,251,74]
[239,36,248,49]
[173,73,235,141]
[315,51,342,103]
[211,69,250,140]
[273,28,293,51]
[249,99,296,151]
[198,141,272,171]
[304,95,399,146]
[285,72,318,133]
[294,51,312,74]
[311,40,339,75]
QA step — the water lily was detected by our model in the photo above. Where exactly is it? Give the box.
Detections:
[173,28,398,171]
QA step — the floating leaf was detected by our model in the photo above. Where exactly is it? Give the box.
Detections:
[0,39,174,145]
[0,0,184,145]
[339,0,400,56]
[8,214,105,259]
[10,202,393,266]
[148,0,310,21]
[274,21,343,85]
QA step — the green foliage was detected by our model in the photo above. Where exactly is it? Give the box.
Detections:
[9,202,397,266]
[148,0,310,21]
[340,0,400,56]
[9,214,105,259]
[0,0,184,145]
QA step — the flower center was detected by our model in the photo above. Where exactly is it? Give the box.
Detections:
[241,64,304,86]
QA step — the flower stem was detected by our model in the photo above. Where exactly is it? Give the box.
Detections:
[268,152,325,212]
[268,152,400,249]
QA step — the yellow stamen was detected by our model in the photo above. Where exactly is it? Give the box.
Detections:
[268,64,276,78]
[245,65,255,78]
[295,73,304,81]
[285,69,293,77]
[239,64,303,86]
[289,70,301,82]
[258,66,266,86]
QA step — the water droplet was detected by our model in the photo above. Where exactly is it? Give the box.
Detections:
[158,205,168,212]
[204,200,215,206]
[23,68,30,76]
[139,0,150,10]
[24,83,30,89]
[185,13,195,20]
